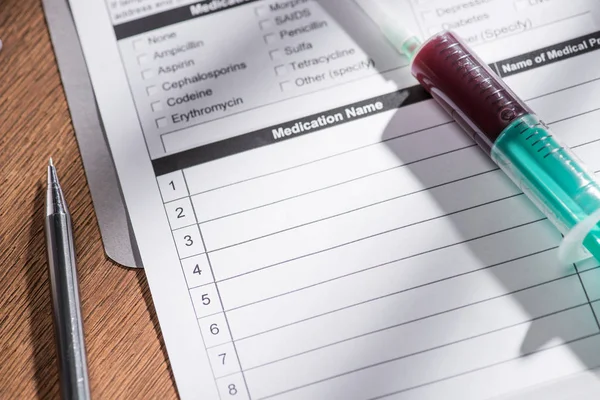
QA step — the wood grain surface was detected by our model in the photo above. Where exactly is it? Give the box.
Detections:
[0,1,178,398]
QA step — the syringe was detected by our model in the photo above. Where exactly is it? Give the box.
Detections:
[356,1,600,264]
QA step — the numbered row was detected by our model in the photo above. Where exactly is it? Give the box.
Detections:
[190,283,222,318]
[216,373,249,400]
[181,254,213,289]
[165,197,198,230]
[206,341,240,378]
[172,225,206,258]
[157,173,190,203]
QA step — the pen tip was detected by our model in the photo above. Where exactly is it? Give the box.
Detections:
[47,157,59,187]
[46,157,67,215]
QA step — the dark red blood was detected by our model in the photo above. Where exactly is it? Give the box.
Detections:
[411,31,531,153]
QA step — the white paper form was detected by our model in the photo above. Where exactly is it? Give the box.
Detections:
[68,0,600,398]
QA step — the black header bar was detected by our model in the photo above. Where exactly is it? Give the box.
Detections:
[152,86,430,176]
[492,30,600,78]
[113,0,260,40]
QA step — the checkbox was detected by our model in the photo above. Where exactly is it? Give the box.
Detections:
[151,101,163,112]
[274,65,288,76]
[279,81,293,92]
[156,117,168,128]
[255,5,268,17]
[137,54,150,65]
[270,49,282,60]
[259,20,273,30]
[146,85,158,96]
[133,39,145,50]
[141,69,154,80]
[264,34,276,45]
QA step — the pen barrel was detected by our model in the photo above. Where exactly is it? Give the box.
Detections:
[45,213,90,400]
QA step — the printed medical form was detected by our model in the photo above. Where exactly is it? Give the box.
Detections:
[69,0,600,398]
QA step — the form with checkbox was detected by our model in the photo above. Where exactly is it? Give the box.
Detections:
[68,1,600,397]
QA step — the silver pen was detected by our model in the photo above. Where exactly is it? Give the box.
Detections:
[45,159,91,400]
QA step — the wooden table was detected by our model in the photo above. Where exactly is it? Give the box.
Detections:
[0,1,178,398]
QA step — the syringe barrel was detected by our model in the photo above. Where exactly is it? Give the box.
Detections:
[411,31,600,262]
[492,115,600,235]
[411,31,532,154]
